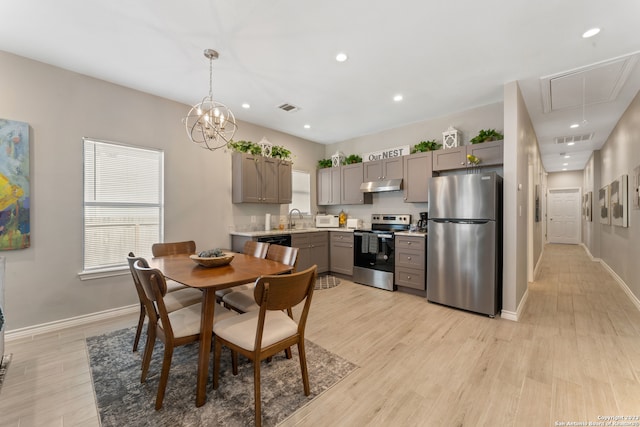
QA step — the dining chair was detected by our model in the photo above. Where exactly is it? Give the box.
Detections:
[127,253,202,352]
[134,260,236,410]
[212,265,317,427]
[151,240,196,257]
[216,241,270,303]
[222,244,298,313]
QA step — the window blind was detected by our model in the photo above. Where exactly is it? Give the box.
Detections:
[83,139,164,271]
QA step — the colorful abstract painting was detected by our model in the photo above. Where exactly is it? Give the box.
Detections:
[0,119,30,250]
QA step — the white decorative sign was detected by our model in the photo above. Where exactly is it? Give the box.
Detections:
[443,126,460,149]
[363,145,410,162]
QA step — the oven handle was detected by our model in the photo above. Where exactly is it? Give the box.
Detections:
[354,232,393,239]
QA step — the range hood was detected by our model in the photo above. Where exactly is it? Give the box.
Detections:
[360,178,403,193]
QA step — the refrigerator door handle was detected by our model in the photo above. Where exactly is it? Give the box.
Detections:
[431,219,490,224]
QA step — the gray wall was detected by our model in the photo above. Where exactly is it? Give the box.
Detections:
[547,171,583,189]
[582,151,601,258]
[594,90,640,302]
[0,50,323,330]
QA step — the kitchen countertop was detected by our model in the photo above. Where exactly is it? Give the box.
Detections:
[230,227,355,237]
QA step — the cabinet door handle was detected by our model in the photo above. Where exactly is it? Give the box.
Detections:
[407,256,412,260]
[461,162,466,165]
[407,276,411,280]
[407,242,411,245]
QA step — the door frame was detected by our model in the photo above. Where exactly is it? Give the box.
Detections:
[547,187,582,244]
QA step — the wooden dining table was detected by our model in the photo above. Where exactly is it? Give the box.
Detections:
[147,252,294,407]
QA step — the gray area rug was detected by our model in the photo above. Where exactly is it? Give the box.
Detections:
[315,275,340,290]
[87,327,356,427]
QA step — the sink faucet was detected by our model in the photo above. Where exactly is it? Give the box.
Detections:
[288,208,303,230]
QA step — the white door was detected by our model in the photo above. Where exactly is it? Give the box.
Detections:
[547,189,581,244]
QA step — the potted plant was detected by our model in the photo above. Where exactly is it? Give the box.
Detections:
[470,129,503,144]
[271,145,292,161]
[344,154,362,164]
[317,158,333,168]
[411,139,442,153]
[227,140,262,155]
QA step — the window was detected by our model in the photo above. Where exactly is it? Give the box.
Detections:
[82,138,164,274]
[289,170,310,214]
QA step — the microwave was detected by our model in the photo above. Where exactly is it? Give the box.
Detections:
[315,214,339,228]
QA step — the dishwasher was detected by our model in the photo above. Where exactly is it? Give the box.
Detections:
[256,234,291,247]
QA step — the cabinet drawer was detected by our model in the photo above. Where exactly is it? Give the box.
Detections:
[395,248,424,268]
[395,236,425,250]
[395,267,425,290]
[330,232,354,244]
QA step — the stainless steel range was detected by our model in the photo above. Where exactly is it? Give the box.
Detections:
[353,214,411,291]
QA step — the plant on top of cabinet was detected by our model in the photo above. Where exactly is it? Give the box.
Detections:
[411,139,442,153]
[227,140,262,155]
[317,158,333,168]
[344,154,362,164]
[271,145,292,161]
[470,129,503,144]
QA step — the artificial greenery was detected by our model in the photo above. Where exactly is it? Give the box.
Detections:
[411,139,442,153]
[344,154,362,164]
[317,158,333,168]
[271,145,292,160]
[470,129,503,144]
[226,140,262,155]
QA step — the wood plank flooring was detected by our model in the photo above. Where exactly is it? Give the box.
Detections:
[1,243,639,426]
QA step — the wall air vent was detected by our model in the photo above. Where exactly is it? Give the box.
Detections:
[554,133,594,144]
[277,103,300,112]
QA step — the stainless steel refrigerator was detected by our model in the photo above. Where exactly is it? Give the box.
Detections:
[427,172,502,316]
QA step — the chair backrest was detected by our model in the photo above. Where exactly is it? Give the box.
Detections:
[243,240,269,258]
[133,260,175,336]
[253,265,317,344]
[127,252,151,300]
[151,240,196,257]
[266,244,299,271]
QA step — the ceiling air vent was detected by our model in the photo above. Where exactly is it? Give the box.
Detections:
[554,133,594,144]
[277,103,300,112]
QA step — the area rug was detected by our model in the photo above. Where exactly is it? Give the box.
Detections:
[87,327,356,427]
[315,275,340,290]
[0,353,11,392]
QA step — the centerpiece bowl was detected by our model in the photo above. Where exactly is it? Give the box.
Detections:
[189,253,234,268]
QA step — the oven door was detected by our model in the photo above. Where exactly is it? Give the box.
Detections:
[353,232,395,273]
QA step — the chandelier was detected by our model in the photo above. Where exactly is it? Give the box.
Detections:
[184,49,237,150]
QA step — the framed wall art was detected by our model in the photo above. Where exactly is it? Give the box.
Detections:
[0,119,30,250]
[633,165,640,210]
[585,191,592,222]
[610,174,628,227]
[599,185,610,225]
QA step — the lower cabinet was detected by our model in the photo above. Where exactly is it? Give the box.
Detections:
[329,231,354,275]
[291,232,329,273]
[394,235,426,291]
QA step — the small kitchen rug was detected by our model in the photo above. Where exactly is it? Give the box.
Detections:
[87,327,357,427]
[315,275,340,290]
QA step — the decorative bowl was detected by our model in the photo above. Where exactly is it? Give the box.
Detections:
[189,253,234,268]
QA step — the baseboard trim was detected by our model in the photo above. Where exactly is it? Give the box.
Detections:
[580,243,601,262]
[599,259,640,312]
[5,305,138,341]
[501,288,529,322]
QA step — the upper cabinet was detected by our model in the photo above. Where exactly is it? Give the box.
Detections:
[232,152,291,204]
[432,140,503,172]
[341,163,372,205]
[363,157,403,182]
[403,152,433,203]
[317,167,341,205]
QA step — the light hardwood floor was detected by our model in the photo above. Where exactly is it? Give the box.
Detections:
[1,244,640,426]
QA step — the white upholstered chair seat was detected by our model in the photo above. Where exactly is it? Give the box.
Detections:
[162,303,236,339]
[213,310,298,351]
[222,286,259,312]
[216,283,250,299]
[166,279,188,292]
[163,287,202,312]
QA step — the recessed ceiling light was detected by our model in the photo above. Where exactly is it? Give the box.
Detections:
[242,103,250,109]
[304,124,311,129]
[582,27,601,38]
[567,142,575,146]
[570,123,580,129]
[563,163,569,166]
[562,168,567,171]
[335,52,348,62]
[564,155,570,159]
[393,94,403,102]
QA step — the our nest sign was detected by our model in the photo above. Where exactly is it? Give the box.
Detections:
[362,145,409,162]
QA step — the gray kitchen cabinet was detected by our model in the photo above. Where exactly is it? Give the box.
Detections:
[317,167,341,205]
[278,160,292,204]
[403,152,433,203]
[341,163,372,205]
[292,232,328,273]
[329,231,354,275]
[232,152,288,204]
[432,140,504,172]
[363,157,404,182]
[394,235,426,291]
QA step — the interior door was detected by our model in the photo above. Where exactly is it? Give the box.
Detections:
[547,189,581,244]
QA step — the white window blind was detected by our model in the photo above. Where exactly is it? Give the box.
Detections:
[83,139,164,272]
[289,170,311,214]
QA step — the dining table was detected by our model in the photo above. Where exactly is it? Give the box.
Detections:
[147,252,294,407]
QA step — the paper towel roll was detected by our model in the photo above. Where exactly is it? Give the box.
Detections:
[265,213,271,231]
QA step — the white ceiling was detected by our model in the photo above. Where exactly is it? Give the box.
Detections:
[1,0,640,172]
